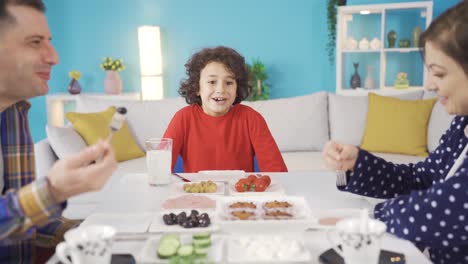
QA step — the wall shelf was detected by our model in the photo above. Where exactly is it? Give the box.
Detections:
[336,1,433,95]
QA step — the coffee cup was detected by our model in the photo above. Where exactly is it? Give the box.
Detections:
[56,225,116,264]
[326,217,387,264]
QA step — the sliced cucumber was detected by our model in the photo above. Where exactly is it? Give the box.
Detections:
[194,246,209,257]
[174,257,193,264]
[193,238,211,248]
[192,232,211,240]
[157,243,178,259]
[161,233,180,243]
[177,244,194,257]
[160,237,181,249]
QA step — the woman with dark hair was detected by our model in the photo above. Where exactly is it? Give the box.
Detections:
[322,1,468,263]
[163,46,287,173]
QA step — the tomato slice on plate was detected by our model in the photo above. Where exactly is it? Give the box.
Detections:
[235,180,245,192]
[259,175,271,187]
[246,175,257,184]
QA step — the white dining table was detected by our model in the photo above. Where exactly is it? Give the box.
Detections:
[56,171,432,263]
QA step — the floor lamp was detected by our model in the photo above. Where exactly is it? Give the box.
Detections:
[138,26,163,100]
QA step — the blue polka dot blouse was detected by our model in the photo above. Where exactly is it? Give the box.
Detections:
[341,116,468,264]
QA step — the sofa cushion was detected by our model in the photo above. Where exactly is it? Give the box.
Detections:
[361,93,437,156]
[75,96,186,149]
[66,106,145,162]
[242,92,329,152]
[328,90,424,146]
[46,125,87,159]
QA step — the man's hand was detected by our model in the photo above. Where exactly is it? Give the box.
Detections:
[322,140,359,171]
[46,140,118,202]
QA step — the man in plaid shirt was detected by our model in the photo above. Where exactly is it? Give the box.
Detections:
[0,0,118,262]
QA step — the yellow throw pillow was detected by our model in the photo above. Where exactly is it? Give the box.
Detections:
[361,93,437,156]
[66,106,144,162]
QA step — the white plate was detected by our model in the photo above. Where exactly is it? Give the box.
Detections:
[310,208,364,228]
[148,209,220,233]
[227,180,284,196]
[171,181,225,196]
[195,170,246,182]
[80,213,152,233]
[137,234,223,263]
[227,234,311,263]
[215,196,317,233]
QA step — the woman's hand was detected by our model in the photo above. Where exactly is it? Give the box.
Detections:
[322,140,359,171]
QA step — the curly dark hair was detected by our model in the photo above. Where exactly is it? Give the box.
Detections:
[420,0,468,75]
[179,46,251,105]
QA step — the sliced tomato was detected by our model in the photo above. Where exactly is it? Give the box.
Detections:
[246,175,257,184]
[255,178,267,192]
[259,175,271,187]
[235,180,244,192]
[239,179,250,192]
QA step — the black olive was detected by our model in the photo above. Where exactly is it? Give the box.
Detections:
[198,217,211,227]
[176,213,187,225]
[190,210,199,217]
[199,213,209,219]
[163,214,175,225]
[191,219,199,227]
[169,213,177,222]
[182,220,194,228]
[177,212,187,218]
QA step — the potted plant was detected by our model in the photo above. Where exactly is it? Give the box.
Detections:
[247,58,271,101]
[101,57,126,94]
[326,0,347,65]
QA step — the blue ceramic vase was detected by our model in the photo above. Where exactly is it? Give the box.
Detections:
[68,79,82,95]
[350,62,361,89]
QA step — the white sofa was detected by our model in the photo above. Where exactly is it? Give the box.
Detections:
[34,90,452,219]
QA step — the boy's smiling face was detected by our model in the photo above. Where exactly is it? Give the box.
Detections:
[198,61,237,117]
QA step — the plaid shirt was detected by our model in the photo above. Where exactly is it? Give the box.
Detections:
[0,102,78,262]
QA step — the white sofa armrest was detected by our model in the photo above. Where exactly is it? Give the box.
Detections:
[34,138,58,179]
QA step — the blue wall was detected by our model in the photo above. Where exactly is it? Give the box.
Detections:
[30,0,458,142]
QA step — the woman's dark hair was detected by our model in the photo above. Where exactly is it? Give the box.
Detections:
[420,0,468,74]
[179,46,251,105]
[0,0,45,24]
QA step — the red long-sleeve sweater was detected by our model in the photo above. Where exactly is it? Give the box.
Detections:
[163,104,287,173]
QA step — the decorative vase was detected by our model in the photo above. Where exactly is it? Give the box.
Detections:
[364,66,375,89]
[104,71,122,94]
[387,30,397,48]
[358,38,370,50]
[412,26,422,47]
[346,37,358,50]
[67,79,82,95]
[370,38,381,50]
[350,62,361,89]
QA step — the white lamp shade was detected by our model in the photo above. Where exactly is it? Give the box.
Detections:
[141,76,163,100]
[138,26,162,75]
[138,25,163,100]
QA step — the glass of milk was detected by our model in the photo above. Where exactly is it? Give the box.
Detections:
[145,138,172,186]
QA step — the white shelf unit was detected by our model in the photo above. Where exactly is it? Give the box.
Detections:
[46,93,141,127]
[336,1,433,95]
